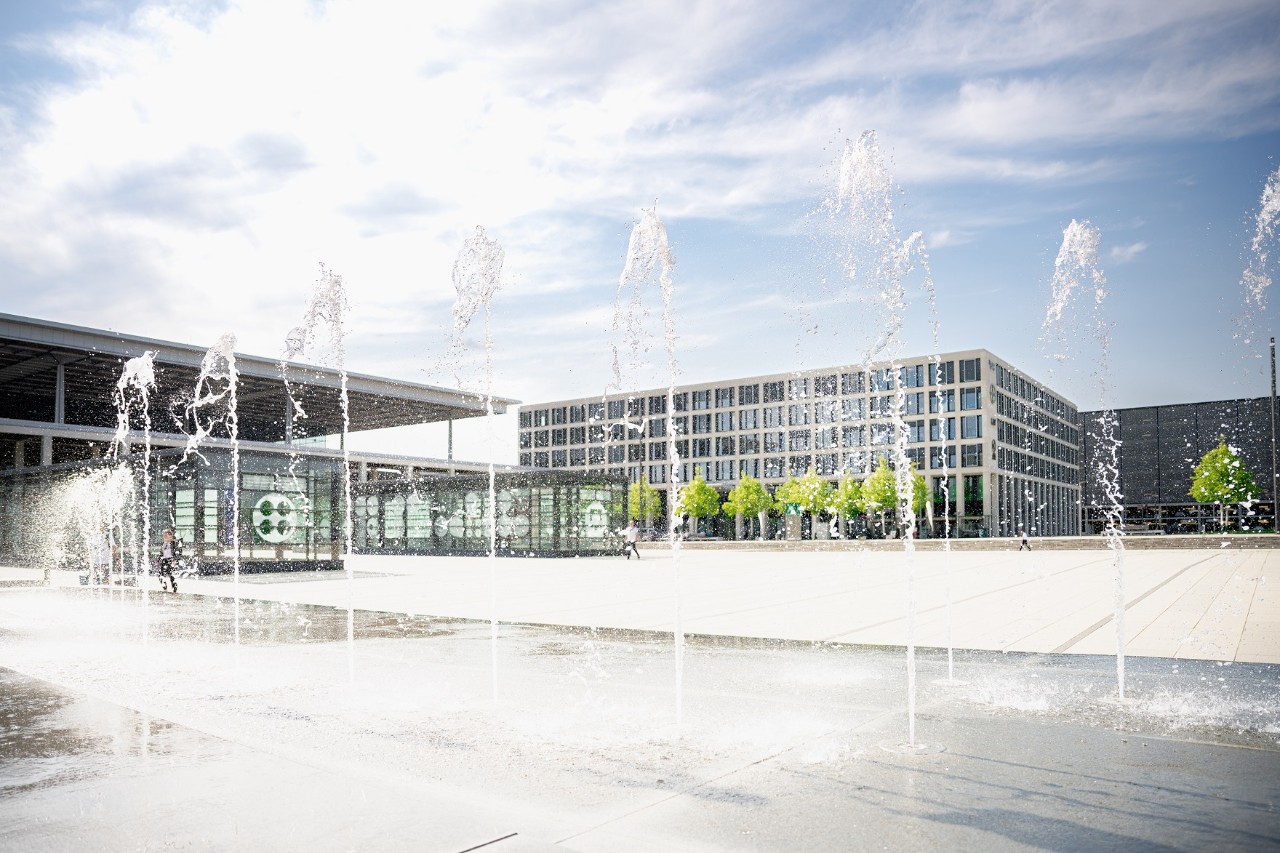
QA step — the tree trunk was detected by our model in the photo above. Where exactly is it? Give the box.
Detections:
[734,512,744,541]
[757,511,769,541]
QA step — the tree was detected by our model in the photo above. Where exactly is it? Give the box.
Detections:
[829,474,865,537]
[627,476,661,524]
[862,457,897,534]
[722,474,773,540]
[773,467,834,538]
[676,473,721,536]
[1190,439,1259,530]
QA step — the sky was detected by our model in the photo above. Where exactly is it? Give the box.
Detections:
[1,0,1278,464]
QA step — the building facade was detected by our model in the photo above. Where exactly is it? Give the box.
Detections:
[1080,397,1277,533]
[518,350,1083,537]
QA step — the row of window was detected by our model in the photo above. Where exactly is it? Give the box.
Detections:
[993,363,1078,423]
[996,420,1079,466]
[996,447,1078,485]
[519,359,994,428]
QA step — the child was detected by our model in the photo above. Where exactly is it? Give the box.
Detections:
[158,528,181,592]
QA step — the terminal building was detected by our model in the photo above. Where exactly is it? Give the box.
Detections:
[1080,397,1277,533]
[0,313,625,572]
[517,349,1083,537]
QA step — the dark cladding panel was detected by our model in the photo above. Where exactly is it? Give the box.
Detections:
[1157,403,1199,503]
[1236,397,1274,500]
[1195,401,1237,458]
[1080,410,1112,507]
[1121,407,1159,503]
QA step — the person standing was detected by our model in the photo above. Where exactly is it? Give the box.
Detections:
[158,528,180,592]
[624,519,641,560]
[1018,525,1031,552]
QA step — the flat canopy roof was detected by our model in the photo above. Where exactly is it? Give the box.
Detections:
[0,313,517,441]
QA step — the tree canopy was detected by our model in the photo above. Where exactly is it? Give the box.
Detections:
[1190,439,1259,527]
[722,474,773,519]
[627,476,661,521]
[677,473,721,520]
[829,474,864,520]
[773,467,832,516]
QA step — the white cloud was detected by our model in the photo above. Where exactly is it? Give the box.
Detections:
[1109,241,1149,263]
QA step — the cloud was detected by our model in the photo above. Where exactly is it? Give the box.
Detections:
[1109,241,1149,263]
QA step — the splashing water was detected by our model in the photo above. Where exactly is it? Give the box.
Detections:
[1042,219,1126,699]
[182,335,241,642]
[283,266,353,673]
[1237,165,1280,349]
[449,227,506,705]
[609,207,683,724]
[820,131,938,745]
[112,352,157,589]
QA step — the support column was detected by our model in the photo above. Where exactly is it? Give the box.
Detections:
[13,441,24,469]
[55,362,66,424]
[41,435,52,466]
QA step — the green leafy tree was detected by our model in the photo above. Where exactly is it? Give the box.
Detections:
[722,474,774,540]
[676,473,721,536]
[1190,439,1259,530]
[773,467,834,538]
[829,474,865,536]
[862,457,897,534]
[628,476,661,524]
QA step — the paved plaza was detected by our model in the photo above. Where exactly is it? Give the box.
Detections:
[1,545,1278,851]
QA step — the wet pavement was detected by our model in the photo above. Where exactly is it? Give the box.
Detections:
[1,586,1278,851]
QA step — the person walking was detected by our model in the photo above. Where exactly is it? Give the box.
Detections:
[158,528,180,592]
[1018,525,1031,552]
[624,519,641,560]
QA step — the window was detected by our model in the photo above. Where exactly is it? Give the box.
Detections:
[814,374,837,396]
[763,381,785,403]
[930,390,955,413]
[569,405,586,423]
[739,433,760,454]
[904,392,924,416]
[716,412,735,432]
[764,457,785,478]
[816,453,838,476]
[628,444,645,462]
[963,474,984,516]
[842,451,868,473]
[607,399,625,419]
[908,420,925,443]
[788,377,809,399]
[816,427,838,449]
[870,369,895,391]
[672,392,689,412]
[902,364,924,388]
[930,446,956,469]
[519,432,532,449]
[929,361,954,385]
[551,407,566,425]
[764,431,786,453]
[534,451,549,467]
[649,418,666,437]
[627,398,644,418]
[520,453,531,466]
[961,444,983,467]
[870,395,895,418]
[739,384,760,405]
[789,404,810,426]
[648,395,667,415]
[842,398,865,421]
[815,401,839,423]
[842,425,865,447]
[569,448,585,466]
[739,458,760,478]
[715,461,737,481]
[675,439,689,457]
[789,430,811,451]
[692,438,712,457]
[692,414,712,433]
[588,402,605,420]
[715,387,735,408]
[716,437,735,456]
[569,426,586,444]
[763,406,785,428]
[648,465,667,483]
[519,411,532,428]
[649,443,667,460]
[672,416,688,435]
[960,387,982,410]
[534,431,549,447]
[608,445,625,463]
[534,409,549,427]
[959,358,981,383]
[551,450,567,467]
[961,415,982,439]
[929,418,955,441]
[739,409,759,430]
[589,424,605,443]
[692,390,711,410]
[871,423,894,445]
[609,423,626,441]
[841,372,865,394]
[789,455,812,476]
[905,447,925,468]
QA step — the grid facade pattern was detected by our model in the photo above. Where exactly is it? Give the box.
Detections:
[518,350,1083,536]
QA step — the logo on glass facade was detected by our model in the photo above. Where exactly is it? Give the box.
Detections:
[252,493,296,543]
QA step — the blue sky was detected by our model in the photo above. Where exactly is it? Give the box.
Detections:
[1,0,1278,461]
